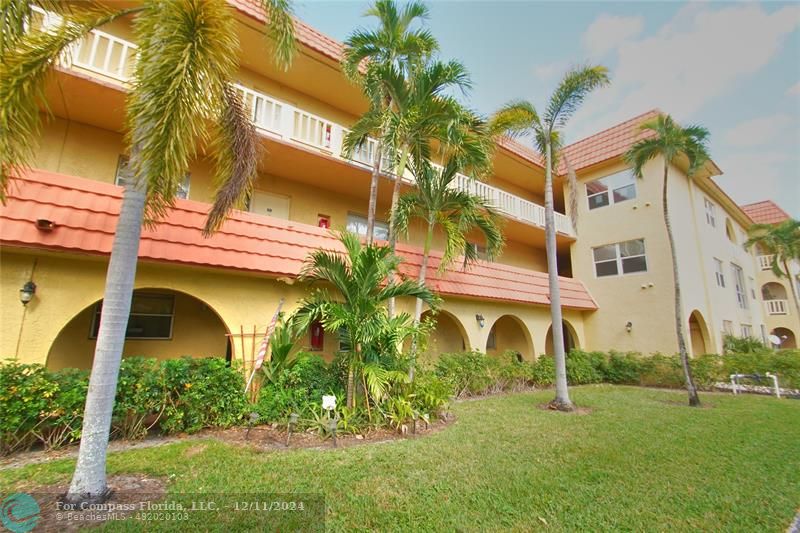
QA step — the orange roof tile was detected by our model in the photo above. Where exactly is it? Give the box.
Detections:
[0,169,598,311]
[740,200,791,225]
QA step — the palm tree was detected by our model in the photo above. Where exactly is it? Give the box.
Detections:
[746,219,800,318]
[625,114,712,407]
[0,0,295,502]
[293,232,439,409]
[342,0,437,244]
[490,65,609,411]
[395,156,504,379]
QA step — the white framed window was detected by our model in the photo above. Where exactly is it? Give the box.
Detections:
[116,156,190,199]
[468,242,488,260]
[740,324,752,338]
[346,213,389,241]
[704,198,716,227]
[91,293,175,339]
[731,263,747,309]
[713,258,725,288]
[586,170,637,210]
[592,239,647,277]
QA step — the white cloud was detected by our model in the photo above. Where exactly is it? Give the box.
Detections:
[567,3,800,141]
[723,114,794,147]
[788,81,800,96]
[713,150,800,214]
[582,14,644,57]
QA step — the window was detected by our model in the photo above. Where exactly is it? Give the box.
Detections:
[592,239,647,277]
[704,198,716,227]
[731,263,747,309]
[749,276,756,299]
[468,242,488,260]
[116,156,190,199]
[740,324,752,338]
[586,170,637,210]
[725,219,737,243]
[346,213,389,241]
[713,258,725,287]
[91,293,174,339]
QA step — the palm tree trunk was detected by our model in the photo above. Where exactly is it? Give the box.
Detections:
[365,141,383,246]
[346,363,355,409]
[783,259,800,320]
[409,221,434,381]
[66,180,146,503]
[387,148,410,318]
[544,142,572,411]
[662,160,700,407]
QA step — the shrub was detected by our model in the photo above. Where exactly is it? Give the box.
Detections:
[0,362,60,454]
[409,370,453,417]
[113,357,163,440]
[159,357,246,434]
[604,352,643,384]
[531,355,555,386]
[723,334,768,355]
[721,350,799,389]
[435,351,494,397]
[566,350,606,384]
[35,368,89,450]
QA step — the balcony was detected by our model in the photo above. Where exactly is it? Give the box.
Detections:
[758,255,775,271]
[764,299,789,316]
[29,7,575,238]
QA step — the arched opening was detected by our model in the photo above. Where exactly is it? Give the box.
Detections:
[420,310,469,358]
[688,310,710,356]
[762,282,789,315]
[47,288,231,370]
[485,315,534,361]
[545,320,579,355]
[772,327,796,349]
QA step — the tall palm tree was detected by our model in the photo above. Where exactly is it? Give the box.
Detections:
[746,219,800,318]
[342,0,437,244]
[293,231,439,408]
[625,114,711,408]
[490,65,609,411]
[0,0,295,502]
[395,156,504,379]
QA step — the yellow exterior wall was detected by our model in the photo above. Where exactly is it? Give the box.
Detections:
[486,315,534,360]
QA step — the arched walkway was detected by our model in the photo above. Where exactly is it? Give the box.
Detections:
[486,315,534,361]
[421,310,469,357]
[773,327,797,349]
[46,288,231,370]
[688,310,711,356]
[545,320,579,355]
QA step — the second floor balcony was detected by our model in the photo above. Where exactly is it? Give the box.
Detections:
[30,6,576,239]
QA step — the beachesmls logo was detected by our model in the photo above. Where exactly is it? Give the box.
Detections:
[1,493,40,533]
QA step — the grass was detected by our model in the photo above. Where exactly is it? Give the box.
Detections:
[1,386,798,531]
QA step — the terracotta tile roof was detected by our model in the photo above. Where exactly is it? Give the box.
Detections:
[229,0,347,63]
[558,110,661,174]
[0,169,598,310]
[740,200,791,225]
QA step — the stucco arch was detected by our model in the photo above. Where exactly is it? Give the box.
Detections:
[485,314,535,361]
[545,320,580,355]
[421,309,470,358]
[773,327,796,349]
[46,287,231,370]
[761,282,788,300]
[688,310,711,356]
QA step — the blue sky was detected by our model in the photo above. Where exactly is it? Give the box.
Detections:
[296,0,800,217]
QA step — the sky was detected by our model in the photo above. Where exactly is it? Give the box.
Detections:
[295,0,800,217]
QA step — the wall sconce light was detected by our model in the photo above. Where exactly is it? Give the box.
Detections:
[19,281,36,305]
[625,321,633,333]
[476,314,485,328]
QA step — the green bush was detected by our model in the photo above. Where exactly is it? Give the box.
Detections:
[604,352,643,384]
[409,369,453,417]
[723,334,768,355]
[566,350,606,384]
[720,350,799,389]
[531,355,555,386]
[113,357,163,440]
[160,357,247,434]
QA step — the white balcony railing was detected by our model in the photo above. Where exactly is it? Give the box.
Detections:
[30,7,575,237]
[758,255,775,271]
[765,299,788,315]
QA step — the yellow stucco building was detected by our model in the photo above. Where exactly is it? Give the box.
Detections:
[1,4,791,371]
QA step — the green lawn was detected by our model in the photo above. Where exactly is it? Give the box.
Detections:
[1,386,798,531]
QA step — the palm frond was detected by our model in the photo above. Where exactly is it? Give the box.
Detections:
[204,83,260,235]
[259,0,295,70]
[544,64,609,131]
[489,100,540,138]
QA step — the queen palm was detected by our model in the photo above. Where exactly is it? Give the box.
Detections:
[490,65,609,411]
[746,219,800,318]
[395,156,504,379]
[1,0,295,501]
[293,231,439,408]
[625,114,711,407]
[342,0,437,244]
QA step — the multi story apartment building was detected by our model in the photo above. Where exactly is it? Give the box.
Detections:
[0,4,782,371]
[741,201,799,349]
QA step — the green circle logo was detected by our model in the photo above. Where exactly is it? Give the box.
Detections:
[1,493,40,533]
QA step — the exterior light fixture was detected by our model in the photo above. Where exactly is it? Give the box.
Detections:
[19,281,36,305]
[328,416,338,448]
[245,411,260,440]
[476,314,485,328]
[286,412,299,446]
[625,321,633,333]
